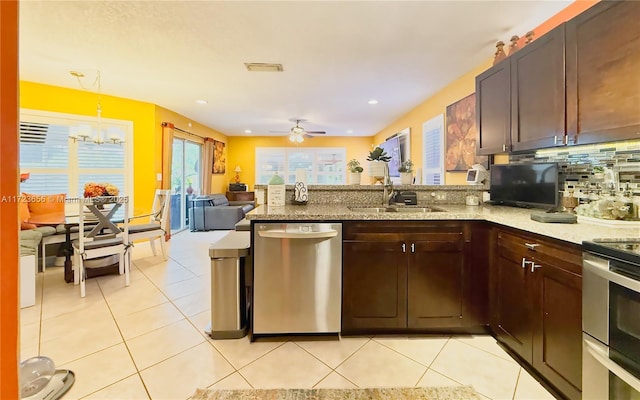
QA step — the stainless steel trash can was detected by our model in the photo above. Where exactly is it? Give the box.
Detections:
[208,232,250,339]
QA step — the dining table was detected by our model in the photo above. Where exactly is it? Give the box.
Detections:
[28,200,124,283]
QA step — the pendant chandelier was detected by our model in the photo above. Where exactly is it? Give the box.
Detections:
[68,70,124,145]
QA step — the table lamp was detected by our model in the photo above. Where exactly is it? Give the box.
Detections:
[234,166,242,184]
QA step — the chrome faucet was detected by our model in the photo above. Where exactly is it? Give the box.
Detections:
[382,163,395,206]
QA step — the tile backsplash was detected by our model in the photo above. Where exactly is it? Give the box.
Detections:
[508,139,640,200]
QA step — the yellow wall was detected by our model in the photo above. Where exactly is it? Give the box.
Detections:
[20,81,156,215]
[154,106,228,194]
[227,136,373,190]
[373,60,494,185]
[19,81,227,215]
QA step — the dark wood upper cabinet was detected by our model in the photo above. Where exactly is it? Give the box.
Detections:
[566,0,640,145]
[476,59,511,155]
[511,24,567,151]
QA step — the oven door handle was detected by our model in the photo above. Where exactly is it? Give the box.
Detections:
[583,257,640,293]
[584,336,640,393]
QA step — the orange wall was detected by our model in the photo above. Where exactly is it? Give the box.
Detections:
[154,106,228,194]
[227,136,373,190]
[374,0,598,183]
[0,1,19,396]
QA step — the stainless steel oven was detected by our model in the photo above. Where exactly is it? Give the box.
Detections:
[582,240,640,400]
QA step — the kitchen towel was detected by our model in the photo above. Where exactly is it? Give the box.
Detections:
[294,168,308,204]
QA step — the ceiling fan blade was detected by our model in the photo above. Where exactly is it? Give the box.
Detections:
[268,130,292,134]
[304,131,326,134]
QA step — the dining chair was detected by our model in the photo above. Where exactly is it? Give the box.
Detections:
[128,189,171,260]
[72,196,130,297]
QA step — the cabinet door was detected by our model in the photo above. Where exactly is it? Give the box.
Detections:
[476,60,511,155]
[532,253,582,400]
[492,236,533,363]
[342,241,407,331]
[408,235,464,328]
[566,0,640,145]
[511,24,566,151]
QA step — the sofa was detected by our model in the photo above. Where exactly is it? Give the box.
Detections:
[189,193,255,231]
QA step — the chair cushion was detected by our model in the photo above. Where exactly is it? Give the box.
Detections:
[128,223,161,233]
[34,226,57,237]
[72,237,123,250]
[56,224,96,234]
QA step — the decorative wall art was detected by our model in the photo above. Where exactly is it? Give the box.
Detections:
[445,93,488,171]
[212,140,226,174]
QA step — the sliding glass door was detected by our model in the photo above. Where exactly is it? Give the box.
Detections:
[170,138,201,232]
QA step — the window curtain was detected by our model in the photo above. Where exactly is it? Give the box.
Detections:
[160,122,174,239]
[202,138,214,194]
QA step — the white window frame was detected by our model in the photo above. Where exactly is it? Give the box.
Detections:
[255,147,346,185]
[422,114,445,185]
[19,108,134,213]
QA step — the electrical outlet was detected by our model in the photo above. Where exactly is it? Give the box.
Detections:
[418,192,430,201]
[435,192,447,201]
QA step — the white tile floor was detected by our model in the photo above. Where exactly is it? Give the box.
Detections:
[20,230,557,400]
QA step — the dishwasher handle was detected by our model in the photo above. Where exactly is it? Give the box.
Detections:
[257,229,338,240]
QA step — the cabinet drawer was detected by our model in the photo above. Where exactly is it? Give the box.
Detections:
[496,230,582,275]
[343,221,465,241]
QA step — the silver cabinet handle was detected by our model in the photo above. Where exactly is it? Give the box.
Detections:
[402,243,406,253]
[554,135,563,145]
[411,243,415,253]
[531,264,541,273]
[521,258,533,269]
[524,243,539,250]
[502,144,507,152]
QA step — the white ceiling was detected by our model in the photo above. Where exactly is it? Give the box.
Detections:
[19,1,571,137]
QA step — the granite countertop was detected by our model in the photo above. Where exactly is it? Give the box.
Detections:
[245,203,639,245]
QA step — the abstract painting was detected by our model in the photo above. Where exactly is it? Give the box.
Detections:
[445,93,488,171]
[212,140,226,174]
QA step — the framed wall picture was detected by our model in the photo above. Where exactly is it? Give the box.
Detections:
[445,93,488,171]
[212,140,226,174]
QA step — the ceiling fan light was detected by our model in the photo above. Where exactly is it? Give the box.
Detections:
[292,126,304,134]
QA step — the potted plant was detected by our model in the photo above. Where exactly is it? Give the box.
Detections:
[367,146,391,182]
[398,159,414,185]
[347,159,364,185]
[592,165,605,180]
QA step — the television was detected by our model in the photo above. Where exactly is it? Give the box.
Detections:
[489,162,559,209]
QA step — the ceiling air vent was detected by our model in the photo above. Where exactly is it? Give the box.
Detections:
[19,121,49,144]
[244,63,283,72]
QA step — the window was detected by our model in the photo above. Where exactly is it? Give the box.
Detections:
[255,147,346,184]
[422,115,444,185]
[19,109,133,214]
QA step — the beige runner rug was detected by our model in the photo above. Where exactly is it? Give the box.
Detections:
[191,386,482,400]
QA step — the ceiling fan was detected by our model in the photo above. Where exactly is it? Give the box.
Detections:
[270,118,326,143]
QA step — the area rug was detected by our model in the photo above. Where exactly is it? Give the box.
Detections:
[190,386,482,400]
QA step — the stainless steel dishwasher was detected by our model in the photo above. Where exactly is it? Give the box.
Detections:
[253,222,342,335]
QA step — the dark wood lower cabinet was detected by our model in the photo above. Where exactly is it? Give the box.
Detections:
[342,241,407,330]
[408,237,464,328]
[491,227,582,400]
[342,221,487,333]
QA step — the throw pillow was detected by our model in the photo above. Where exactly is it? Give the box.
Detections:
[24,193,66,217]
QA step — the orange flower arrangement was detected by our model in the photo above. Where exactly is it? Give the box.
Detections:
[83,183,119,198]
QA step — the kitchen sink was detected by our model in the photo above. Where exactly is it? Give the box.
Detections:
[348,206,446,213]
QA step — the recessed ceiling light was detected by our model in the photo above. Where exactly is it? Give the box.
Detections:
[244,129,252,134]
[245,63,284,72]
[195,99,208,104]
[347,130,353,134]
[368,99,379,105]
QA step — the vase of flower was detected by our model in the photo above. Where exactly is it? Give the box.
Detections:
[347,159,363,185]
[398,160,414,185]
[367,147,391,184]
